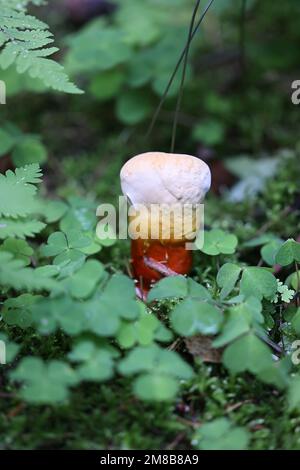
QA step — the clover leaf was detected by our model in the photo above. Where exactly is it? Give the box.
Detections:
[193,418,249,450]
[117,303,173,349]
[62,259,105,299]
[217,263,242,299]
[240,267,278,300]
[171,299,223,336]
[213,297,263,348]
[2,293,41,328]
[11,358,78,404]
[275,239,300,266]
[198,229,238,256]
[147,275,211,302]
[118,344,193,401]
[69,340,115,382]
[223,333,273,375]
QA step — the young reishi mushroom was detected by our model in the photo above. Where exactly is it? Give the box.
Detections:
[120,152,211,298]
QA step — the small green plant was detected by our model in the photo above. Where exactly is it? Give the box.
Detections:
[0,0,82,94]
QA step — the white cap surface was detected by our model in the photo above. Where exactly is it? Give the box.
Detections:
[120,152,211,205]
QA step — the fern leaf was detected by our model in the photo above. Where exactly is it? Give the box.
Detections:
[0,164,42,218]
[0,251,58,292]
[0,3,83,94]
[0,218,45,239]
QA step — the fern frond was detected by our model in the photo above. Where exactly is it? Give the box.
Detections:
[0,164,42,218]
[0,2,83,94]
[0,218,45,239]
[0,251,58,292]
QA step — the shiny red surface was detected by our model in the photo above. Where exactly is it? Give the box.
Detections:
[131,239,193,298]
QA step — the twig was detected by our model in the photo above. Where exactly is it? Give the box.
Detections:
[143,256,178,277]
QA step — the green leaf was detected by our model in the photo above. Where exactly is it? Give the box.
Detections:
[0,5,82,94]
[0,251,58,292]
[63,259,105,299]
[118,344,193,380]
[217,263,242,299]
[261,239,282,266]
[2,293,40,328]
[89,70,125,101]
[116,89,152,125]
[0,218,45,239]
[65,20,132,74]
[275,239,300,266]
[148,275,211,302]
[99,274,140,320]
[60,197,97,233]
[41,231,68,257]
[194,418,249,450]
[171,299,223,336]
[288,376,300,411]
[116,1,161,46]
[257,358,291,390]
[37,199,68,224]
[0,238,33,264]
[213,297,263,348]
[133,374,179,401]
[12,137,47,166]
[117,305,173,348]
[0,164,42,218]
[291,308,300,335]
[0,127,15,156]
[240,267,278,300]
[11,358,78,404]
[69,341,115,382]
[192,119,225,146]
[213,311,250,348]
[223,333,273,375]
[198,229,238,256]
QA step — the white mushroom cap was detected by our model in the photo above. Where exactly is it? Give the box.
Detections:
[120,152,211,206]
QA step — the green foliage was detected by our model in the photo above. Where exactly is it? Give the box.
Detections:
[217,263,278,301]
[0,164,46,240]
[0,0,82,94]
[11,358,78,404]
[64,0,197,124]
[193,418,250,450]
[0,164,42,218]
[171,299,222,336]
[275,239,300,266]
[223,333,273,375]
[197,229,238,255]
[119,344,193,401]
[147,275,211,302]
[1,0,300,451]
[0,124,47,166]
[288,376,300,411]
[0,251,58,292]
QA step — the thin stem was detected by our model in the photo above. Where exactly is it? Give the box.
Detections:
[146,0,216,140]
[171,0,201,153]
[239,0,247,75]
[295,261,300,307]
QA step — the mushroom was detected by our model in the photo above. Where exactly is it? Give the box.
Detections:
[120,152,211,298]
